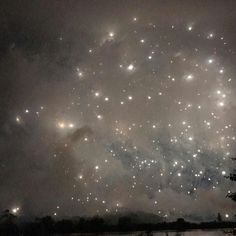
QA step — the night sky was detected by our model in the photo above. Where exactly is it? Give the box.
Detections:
[1,0,236,221]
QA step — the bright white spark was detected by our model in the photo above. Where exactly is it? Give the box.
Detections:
[218,102,225,107]
[188,26,193,31]
[16,116,21,123]
[186,74,194,81]
[68,123,75,128]
[222,171,226,176]
[208,33,214,38]
[58,122,65,129]
[208,59,213,64]
[219,69,224,74]
[12,207,20,214]
[127,64,134,71]
[109,32,114,37]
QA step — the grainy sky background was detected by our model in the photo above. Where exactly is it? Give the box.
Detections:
[0,0,236,221]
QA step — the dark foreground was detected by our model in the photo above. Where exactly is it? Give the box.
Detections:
[58,231,236,236]
[1,213,236,236]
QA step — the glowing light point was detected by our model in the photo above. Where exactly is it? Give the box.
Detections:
[16,116,21,123]
[95,92,100,97]
[97,115,103,120]
[104,97,109,101]
[95,165,99,170]
[188,26,193,31]
[186,74,194,81]
[218,102,224,107]
[208,33,214,39]
[127,64,134,71]
[188,136,193,141]
[222,171,226,176]
[225,214,229,218]
[219,69,224,74]
[68,123,74,128]
[109,32,114,38]
[58,122,65,129]
[128,96,133,100]
[12,207,20,214]
[208,59,213,64]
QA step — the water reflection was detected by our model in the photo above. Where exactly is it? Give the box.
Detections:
[152,230,228,236]
[150,230,226,235]
[62,229,232,236]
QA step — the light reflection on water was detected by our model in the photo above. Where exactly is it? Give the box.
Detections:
[63,229,232,236]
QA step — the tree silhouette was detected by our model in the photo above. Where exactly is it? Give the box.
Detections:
[118,216,132,226]
[36,216,54,234]
[55,219,74,233]
[225,166,236,201]
[217,213,222,222]
[0,209,18,234]
[0,209,16,223]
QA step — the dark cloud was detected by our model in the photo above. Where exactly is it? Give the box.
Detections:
[68,126,93,143]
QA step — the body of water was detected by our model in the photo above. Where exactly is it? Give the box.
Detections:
[61,229,234,236]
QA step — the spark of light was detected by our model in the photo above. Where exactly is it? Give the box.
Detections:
[127,64,134,71]
[11,207,20,214]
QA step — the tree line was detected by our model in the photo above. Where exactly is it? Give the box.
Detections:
[1,209,236,235]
